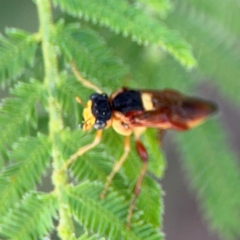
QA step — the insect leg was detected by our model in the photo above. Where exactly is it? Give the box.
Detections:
[100,136,131,199]
[71,60,102,93]
[75,96,86,106]
[59,130,103,173]
[127,137,148,228]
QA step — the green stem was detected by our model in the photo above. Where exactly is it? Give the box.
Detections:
[36,0,75,239]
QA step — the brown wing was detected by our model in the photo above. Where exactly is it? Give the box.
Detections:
[128,89,218,131]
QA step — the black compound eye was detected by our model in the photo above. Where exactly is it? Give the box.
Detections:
[90,93,112,122]
[94,120,106,129]
[90,93,100,100]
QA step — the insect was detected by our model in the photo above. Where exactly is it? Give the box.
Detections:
[62,75,217,227]
[61,61,218,227]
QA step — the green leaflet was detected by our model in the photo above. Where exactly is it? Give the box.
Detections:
[55,22,129,92]
[67,181,164,240]
[0,80,43,162]
[56,72,91,126]
[0,29,38,87]
[78,233,105,240]
[137,176,163,227]
[52,0,196,68]
[0,135,51,217]
[0,193,57,240]
[143,128,166,178]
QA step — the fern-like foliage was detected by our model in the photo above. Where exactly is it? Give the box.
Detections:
[55,22,129,92]
[0,0,239,239]
[0,135,51,217]
[52,0,196,68]
[0,29,37,87]
[78,233,105,240]
[0,80,43,163]
[55,72,89,123]
[67,181,164,240]
[0,193,57,240]
[59,128,164,229]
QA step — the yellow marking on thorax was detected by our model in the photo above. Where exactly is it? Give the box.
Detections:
[112,112,133,136]
[141,93,154,111]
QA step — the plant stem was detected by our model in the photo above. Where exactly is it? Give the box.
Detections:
[36,0,75,239]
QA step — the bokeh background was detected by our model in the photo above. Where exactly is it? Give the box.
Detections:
[1,1,240,240]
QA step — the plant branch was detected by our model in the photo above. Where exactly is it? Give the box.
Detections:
[36,0,75,239]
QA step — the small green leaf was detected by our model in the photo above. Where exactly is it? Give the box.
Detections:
[0,193,57,240]
[0,28,38,87]
[55,22,129,92]
[68,181,164,240]
[144,128,166,178]
[0,135,51,217]
[0,80,43,159]
[78,232,105,240]
[53,0,196,68]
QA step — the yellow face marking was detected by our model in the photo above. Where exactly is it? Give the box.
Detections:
[82,100,112,131]
[141,93,154,111]
[82,100,96,131]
